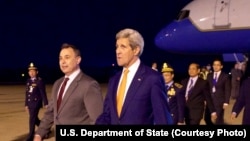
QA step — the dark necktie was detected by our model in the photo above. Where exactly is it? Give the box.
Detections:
[165,85,169,91]
[213,72,217,86]
[57,77,69,111]
[186,79,193,100]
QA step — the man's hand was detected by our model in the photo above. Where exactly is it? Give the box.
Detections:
[177,122,185,125]
[44,105,48,109]
[33,134,42,141]
[25,106,29,113]
[223,103,228,109]
[236,77,240,81]
[231,112,237,121]
[211,112,217,123]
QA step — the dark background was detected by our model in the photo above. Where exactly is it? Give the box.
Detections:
[0,0,229,84]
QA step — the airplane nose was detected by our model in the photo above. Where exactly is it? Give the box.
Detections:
[154,18,210,54]
[155,21,180,51]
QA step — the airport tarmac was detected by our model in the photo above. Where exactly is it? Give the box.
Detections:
[0,84,243,141]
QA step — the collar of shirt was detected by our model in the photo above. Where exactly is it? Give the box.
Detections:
[118,58,140,97]
[189,75,198,86]
[185,76,198,96]
[166,81,174,88]
[62,68,81,97]
[214,71,221,78]
[123,58,140,86]
[31,77,36,81]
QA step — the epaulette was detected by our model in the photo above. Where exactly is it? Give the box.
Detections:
[174,83,182,88]
[38,77,42,80]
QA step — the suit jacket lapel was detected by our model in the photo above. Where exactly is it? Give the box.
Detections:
[57,72,82,114]
[216,72,224,85]
[207,73,214,85]
[192,78,199,91]
[183,79,189,91]
[120,63,145,117]
[112,71,122,115]
[186,77,199,99]
[55,78,64,113]
[58,81,77,113]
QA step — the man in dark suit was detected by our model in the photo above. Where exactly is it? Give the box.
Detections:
[161,62,184,124]
[230,62,243,99]
[33,43,104,141]
[231,72,250,125]
[179,63,216,125]
[205,59,231,125]
[25,62,48,141]
[96,28,173,124]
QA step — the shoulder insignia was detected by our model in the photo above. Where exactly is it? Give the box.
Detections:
[174,83,182,88]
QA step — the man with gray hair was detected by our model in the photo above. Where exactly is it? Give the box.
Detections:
[96,28,173,124]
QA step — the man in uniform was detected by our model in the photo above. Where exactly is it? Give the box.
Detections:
[161,62,184,124]
[25,62,48,141]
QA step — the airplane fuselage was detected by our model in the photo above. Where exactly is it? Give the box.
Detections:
[155,0,250,54]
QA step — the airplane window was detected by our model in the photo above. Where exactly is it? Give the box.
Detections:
[176,10,190,21]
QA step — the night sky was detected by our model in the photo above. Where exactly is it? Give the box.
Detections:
[0,0,224,83]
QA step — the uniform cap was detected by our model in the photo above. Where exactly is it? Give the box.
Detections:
[28,62,37,70]
[161,62,174,72]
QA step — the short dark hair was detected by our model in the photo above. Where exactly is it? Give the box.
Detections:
[213,58,223,66]
[190,62,200,69]
[61,43,81,57]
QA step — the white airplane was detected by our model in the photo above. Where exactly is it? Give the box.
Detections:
[154,0,250,62]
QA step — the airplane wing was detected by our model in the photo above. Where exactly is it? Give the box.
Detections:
[223,53,245,62]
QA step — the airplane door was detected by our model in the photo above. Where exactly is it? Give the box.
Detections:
[214,0,231,28]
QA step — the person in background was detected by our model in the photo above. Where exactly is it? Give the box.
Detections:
[96,28,173,124]
[230,62,243,99]
[25,62,48,141]
[206,64,212,74]
[33,43,103,141]
[231,70,250,125]
[199,66,208,80]
[231,77,250,125]
[151,62,158,71]
[205,59,231,125]
[161,62,184,124]
[179,63,216,125]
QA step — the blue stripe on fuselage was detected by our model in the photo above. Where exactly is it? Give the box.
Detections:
[155,18,250,54]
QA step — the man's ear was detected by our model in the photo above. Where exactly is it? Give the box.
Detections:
[77,56,81,65]
[198,69,201,73]
[133,46,140,56]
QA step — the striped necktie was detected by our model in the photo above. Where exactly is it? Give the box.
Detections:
[186,79,193,100]
[188,79,193,95]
